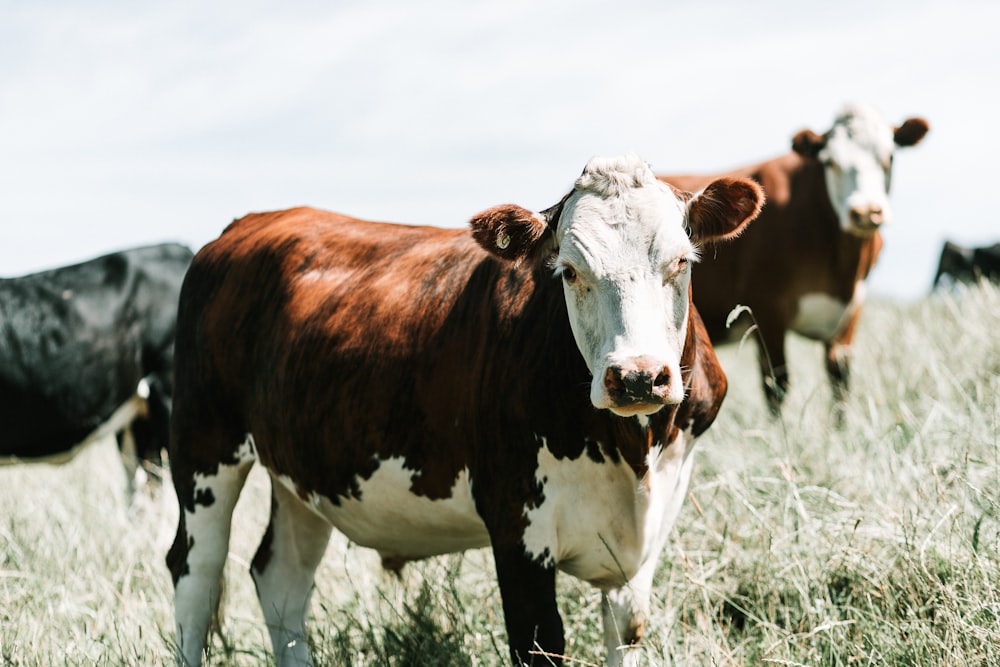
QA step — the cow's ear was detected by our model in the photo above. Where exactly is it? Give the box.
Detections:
[894,117,929,147]
[470,204,551,263]
[686,177,764,244]
[791,129,826,158]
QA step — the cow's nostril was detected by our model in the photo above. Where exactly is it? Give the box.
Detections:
[653,368,670,388]
[604,367,626,396]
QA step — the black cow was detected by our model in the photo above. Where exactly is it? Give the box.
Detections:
[0,243,193,490]
[933,240,1000,289]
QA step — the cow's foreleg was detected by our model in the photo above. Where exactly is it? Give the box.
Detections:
[168,438,254,667]
[601,556,656,667]
[493,545,564,666]
[825,305,862,426]
[251,473,333,667]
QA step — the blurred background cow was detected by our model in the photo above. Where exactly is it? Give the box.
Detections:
[659,104,929,419]
[933,240,1000,289]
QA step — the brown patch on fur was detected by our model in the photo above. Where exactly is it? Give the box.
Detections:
[674,297,727,438]
[894,117,930,147]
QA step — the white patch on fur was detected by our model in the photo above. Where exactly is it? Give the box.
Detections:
[791,281,866,341]
[273,456,490,562]
[174,434,256,667]
[521,432,697,589]
[556,154,694,415]
[819,104,896,234]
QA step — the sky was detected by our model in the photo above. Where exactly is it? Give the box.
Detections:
[1,0,997,301]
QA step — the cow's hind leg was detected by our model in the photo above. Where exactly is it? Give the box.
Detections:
[251,472,333,667]
[167,435,255,667]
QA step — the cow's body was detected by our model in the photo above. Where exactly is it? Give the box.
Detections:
[659,104,929,416]
[0,243,193,487]
[933,240,1000,288]
[166,155,763,666]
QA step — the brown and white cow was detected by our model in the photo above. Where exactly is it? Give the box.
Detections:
[166,155,763,667]
[659,104,929,416]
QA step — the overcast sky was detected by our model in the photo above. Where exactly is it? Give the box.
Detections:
[2,1,997,300]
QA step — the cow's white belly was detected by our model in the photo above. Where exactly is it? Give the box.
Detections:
[522,432,696,589]
[790,283,865,341]
[276,457,490,560]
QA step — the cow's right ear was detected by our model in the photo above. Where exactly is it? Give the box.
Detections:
[470,204,551,264]
[791,129,826,158]
[686,177,764,244]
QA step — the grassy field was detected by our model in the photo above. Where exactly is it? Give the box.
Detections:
[2,282,999,666]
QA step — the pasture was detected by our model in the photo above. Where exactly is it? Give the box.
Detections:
[1,282,998,666]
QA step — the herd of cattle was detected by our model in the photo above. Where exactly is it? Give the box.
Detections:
[5,103,995,666]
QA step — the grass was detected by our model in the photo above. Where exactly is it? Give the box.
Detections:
[1,281,998,666]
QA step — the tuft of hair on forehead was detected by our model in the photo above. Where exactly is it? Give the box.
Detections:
[831,103,892,146]
[574,153,657,198]
[834,102,883,127]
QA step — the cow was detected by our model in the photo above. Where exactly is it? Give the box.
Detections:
[0,243,194,492]
[933,240,1000,289]
[165,154,764,667]
[658,104,929,417]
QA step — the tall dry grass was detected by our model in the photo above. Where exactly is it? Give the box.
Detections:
[1,282,998,666]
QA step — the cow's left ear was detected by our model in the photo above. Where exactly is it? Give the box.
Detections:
[792,129,826,158]
[470,204,551,263]
[686,177,764,244]
[894,117,930,147]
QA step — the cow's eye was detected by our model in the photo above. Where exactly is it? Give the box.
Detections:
[561,266,578,284]
[662,258,688,285]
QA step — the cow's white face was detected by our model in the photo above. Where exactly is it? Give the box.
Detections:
[554,156,693,417]
[819,105,896,235]
[794,104,930,237]
[468,154,763,418]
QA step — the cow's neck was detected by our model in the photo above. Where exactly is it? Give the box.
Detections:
[512,264,681,483]
[835,229,882,286]
[796,159,883,300]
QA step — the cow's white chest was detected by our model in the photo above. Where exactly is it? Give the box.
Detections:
[278,457,490,560]
[790,282,865,341]
[521,432,696,589]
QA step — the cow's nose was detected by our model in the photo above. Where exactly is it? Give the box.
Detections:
[603,357,672,405]
[850,205,884,229]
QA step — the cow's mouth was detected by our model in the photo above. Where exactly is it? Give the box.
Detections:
[608,402,669,418]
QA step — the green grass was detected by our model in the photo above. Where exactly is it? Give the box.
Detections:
[2,282,998,666]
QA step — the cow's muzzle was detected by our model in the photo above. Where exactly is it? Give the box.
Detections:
[849,205,885,233]
[603,356,678,412]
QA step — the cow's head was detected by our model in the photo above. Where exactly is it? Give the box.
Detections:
[470,154,763,417]
[792,103,929,236]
